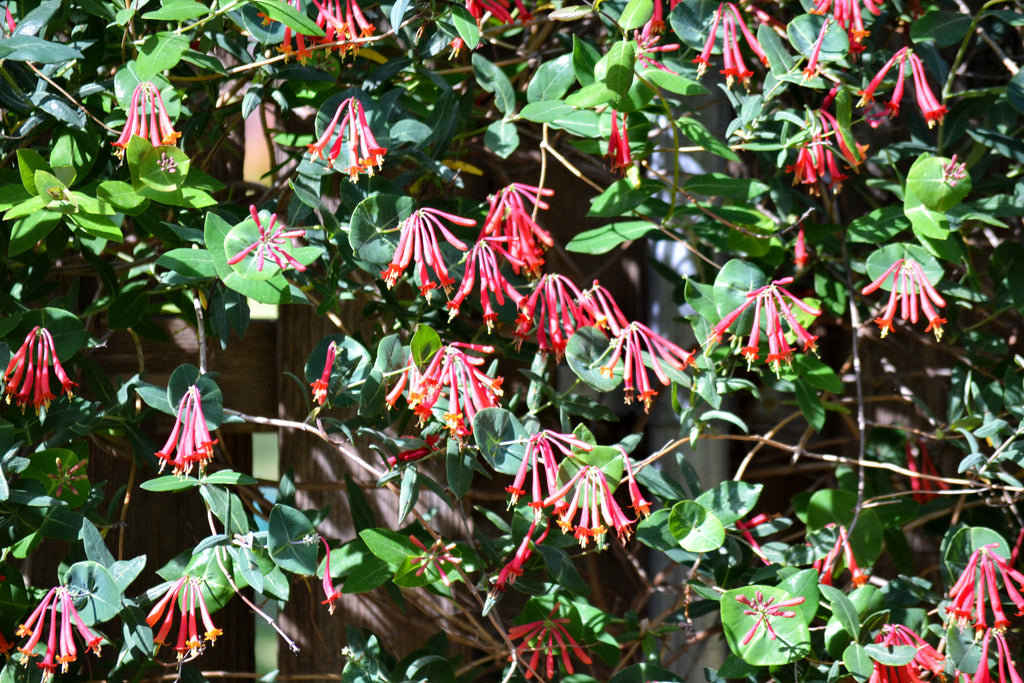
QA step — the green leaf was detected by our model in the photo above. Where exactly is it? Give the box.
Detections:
[473,54,516,116]
[757,23,796,74]
[910,10,972,46]
[142,1,210,20]
[819,584,860,639]
[527,55,575,103]
[863,644,918,666]
[843,642,874,682]
[348,194,413,268]
[411,325,442,368]
[156,248,217,282]
[267,504,318,575]
[618,0,653,31]
[695,481,762,526]
[484,119,520,158]
[204,470,259,486]
[550,5,594,21]
[794,377,826,431]
[787,14,849,62]
[684,173,769,201]
[9,210,61,257]
[64,561,122,625]
[864,243,944,291]
[0,35,83,64]
[668,501,725,552]
[450,4,480,49]
[565,220,659,254]
[17,148,50,195]
[251,0,325,36]
[848,206,908,243]
[566,326,621,391]
[677,116,739,161]
[721,585,811,666]
[565,81,618,109]
[140,475,201,492]
[471,407,528,475]
[641,66,709,96]
[136,32,190,78]
[905,154,971,212]
[605,40,636,98]
[359,528,416,566]
[139,146,190,193]
[572,35,601,86]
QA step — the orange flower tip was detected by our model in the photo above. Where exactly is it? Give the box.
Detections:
[205,628,224,642]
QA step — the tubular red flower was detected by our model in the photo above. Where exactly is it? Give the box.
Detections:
[603,322,695,411]
[514,274,586,358]
[606,110,634,175]
[310,341,337,406]
[307,96,386,180]
[155,385,218,476]
[447,237,525,331]
[16,586,103,674]
[481,183,554,277]
[509,605,592,680]
[576,280,630,336]
[146,577,221,658]
[506,430,592,512]
[492,521,549,593]
[381,207,473,298]
[112,82,181,151]
[2,326,77,413]
[544,464,634,546]
[909,53,946,127]
[861,258,946,340]
[320,538,343,613]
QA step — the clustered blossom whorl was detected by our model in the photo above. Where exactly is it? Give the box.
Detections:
[707,277,821,374]
[787,109,867,193]
[814,525,868,586]
[146,577,223,659]
[446,237,525,330]
[867,624,945,683]
[155,386,218,475]
[312,0,375,51]
[2,326,77,413]
[544,464,634,546]
[481,183,554,277]
[693,3,769,87]
[603,322,696,411]
[112,81,180,151]
[513,274,586,359]
[508,605,592,680]
[735,591,805,645]
[861,258,946,340]
[381,208,474,298]
[227,206,307,273]
[307,96,387,180]
[466,0,532,24]
[946,543,1024,633]
[810,0,881,48]
[857,47,946,127]
[16,586,102,676]
[505,430,593,511]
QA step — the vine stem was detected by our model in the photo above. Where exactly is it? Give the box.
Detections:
[193,290,208,374]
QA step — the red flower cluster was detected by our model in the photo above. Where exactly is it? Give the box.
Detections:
[492,520,549,593]
[307,96,387,180]
[693,3,768,87]
[16,586,103,676]
[481,183,554,277]
[605,110,634,175]
[787,109,867,193]
[603,322,696,411]
[155,385,218,476]
[906,440,949,503]
[707,276,821,374]
[544,464,634,546]
[2,326,77,412]
[867,624,945,683]
[409,536,462,587]
[506,430,593,510]
[446,237,525,330]
[112,81,181,151]
[386,343,502,438]
[381,207,474,298]
[508,605,592,680]
[513,274,586,359]
[735,591,805,645]
[861,258,946,340]
[466,0,532,24]
[858,47,946,127]
[146,577,223,659]
[946,543,1024,633]
[227,205,307,273]
[814,524,868,586]
[970,629,1024,683]
[310,341,336,406]
[810,0,881,48]
[312,0,375,52]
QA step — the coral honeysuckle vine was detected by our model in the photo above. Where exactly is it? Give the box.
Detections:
[1,0,1024,681]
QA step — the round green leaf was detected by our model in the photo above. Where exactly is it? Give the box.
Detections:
[712,259,767,327]
[788,14,849,62]
[805,489,884,564]
[668,500,725,552]
[905,154,971,212]
[566,326,622,391]
[721,585,811,666]
[348,194,413,268]
[10,308,88,362]
[139,146,190,192]
[64,561,122,625]
[267,504,319,575]
[471,407,527,475]
[864,243,945,292]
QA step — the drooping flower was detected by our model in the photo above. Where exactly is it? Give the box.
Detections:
[576,280,630,336]
[693,3,768,87]
[802,17,834,80]
[786,109,867,193]
[492,520,549,594]
[508,605,593,680]
[146,576,223,658]
[155,385,218,476]
[310,341,337,406]
[16,586,102,675]
[605,111,635,175]
[446,236,525,331]
[735,513,772,564]
[989,629,1024,683]
[481,183,555,277]
[380,207,474,298]
[946,543,1024,633]
[385,434,441,468]
[857,47,946,127]
[618,448,652,519]
[810,0,881,47]
[634,20,680,73]
[505,430,593,512]
[544,464,634,546]
[387,343,503,439]
[735,590,805,645]
[276,0,313,62]
[815,525,869,586]
[861,258,946,341]
[514,274,586,359]
[4,5,16,33]
[466,0,532,24]
[794,226,808,269]
[867,624,945,683]
[306,96,387,180]
[311,0,375,54]
[707,276,821,374]
[227,206,307,273]
[320,538,342,613]
[2,326,77,413]
[906,440,949,503]
[602,322,696,411]
[112,81,181,152]
[409,536,462,587]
